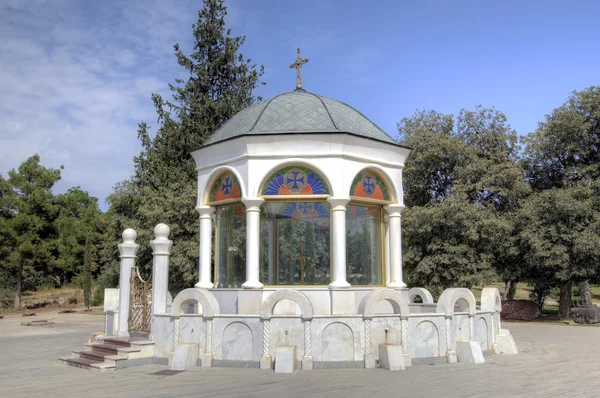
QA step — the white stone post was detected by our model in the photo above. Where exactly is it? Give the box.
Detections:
[195,206,215,288]
[242,198,264,289]
[327,197,351,289]
[151,224,172,321]
[385,204,407,288]
[117,229,139,337]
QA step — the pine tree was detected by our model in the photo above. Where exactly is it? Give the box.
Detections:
[108,0,265,292]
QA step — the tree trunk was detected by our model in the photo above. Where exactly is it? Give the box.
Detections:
[505,279,517,300]
[558,280,572,320]
[577,280,592,307]
[13,259,23,310]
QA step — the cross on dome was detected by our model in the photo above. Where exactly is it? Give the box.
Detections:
[289,48,308,90]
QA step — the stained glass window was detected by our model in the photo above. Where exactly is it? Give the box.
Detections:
[262,166,329,196]
[209,172,242,204]
[349,171,390,201]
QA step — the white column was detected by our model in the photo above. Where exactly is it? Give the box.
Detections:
[385,204,407,288]
[384,214,391,285]
[327,197,351,289]
[242,197,264,289]
[117,228,139,337]
[150,224,172,317]
[195,206,215,288]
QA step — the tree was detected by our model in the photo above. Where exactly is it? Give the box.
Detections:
[398,107,528,292]
[108,0,265,293]
[522,86,600,312]
[517,186,600,319]
[0,155,62,309]
[54,188,102,286]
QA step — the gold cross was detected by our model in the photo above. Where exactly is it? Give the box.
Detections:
[289,48,308,90]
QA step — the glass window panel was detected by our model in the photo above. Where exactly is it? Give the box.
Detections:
[260,202,330,285]
[346,204,382,285]
[215,205,246,288]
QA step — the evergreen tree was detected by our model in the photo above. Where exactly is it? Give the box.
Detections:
[0,155,62,309]
[108,0,265,292]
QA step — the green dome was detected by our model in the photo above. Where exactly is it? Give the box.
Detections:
[202,90,396,147]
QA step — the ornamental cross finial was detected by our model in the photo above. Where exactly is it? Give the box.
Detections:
[289,48,308,90]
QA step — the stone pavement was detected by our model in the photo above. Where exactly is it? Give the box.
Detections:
[1,311,599,397]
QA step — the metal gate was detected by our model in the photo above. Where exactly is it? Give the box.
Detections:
[128,267,152,333]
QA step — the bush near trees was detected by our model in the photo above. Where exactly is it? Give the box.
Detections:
[0,0,598,321]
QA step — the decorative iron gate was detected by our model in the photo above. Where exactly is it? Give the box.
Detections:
[129,267,152,333]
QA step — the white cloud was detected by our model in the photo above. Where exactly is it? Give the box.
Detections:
[0,0,198,209]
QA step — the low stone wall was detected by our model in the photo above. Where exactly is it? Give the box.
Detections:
[150,286,508,368]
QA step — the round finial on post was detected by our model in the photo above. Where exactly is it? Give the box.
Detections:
[154,223,171,239]
[122,228,137,243]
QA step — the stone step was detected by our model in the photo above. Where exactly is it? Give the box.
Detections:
[73,350,128,365]
[102,336,155,347]
[85,342,141,356]
[58,356,116,372]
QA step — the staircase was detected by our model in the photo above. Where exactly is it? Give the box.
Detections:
[59,335,155,371]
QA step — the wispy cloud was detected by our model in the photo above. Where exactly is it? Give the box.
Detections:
[0,0,198,208]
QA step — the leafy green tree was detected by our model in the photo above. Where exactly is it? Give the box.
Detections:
[398,107,528,292]
[522,86,600,311]
[108,0,265,292]
[517,186,600,319]
[0,155,62,309]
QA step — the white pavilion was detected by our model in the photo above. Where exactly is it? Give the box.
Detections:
[62,51,517,372]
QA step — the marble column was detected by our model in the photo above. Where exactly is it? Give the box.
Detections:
[385,204,407,288]
[117,229,139,337]
[327,197,351,289]
[150,224,173,317]
[242,197,264,289]
[195,206,215,288]
[384,214,391,285]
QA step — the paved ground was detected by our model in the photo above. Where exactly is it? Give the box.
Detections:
[1,311,600,397]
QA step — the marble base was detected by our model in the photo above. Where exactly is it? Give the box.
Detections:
[169,344,199,370]
[403,353,412,367]
[446,350,458,363]
[200,353,213,367]
[260,355,272,370]
[456,341,485,364]
[302,356,313,370]
[379,345,405,371]
[495,333,519,354]
[275,346,295,373]
[364,355,376,369]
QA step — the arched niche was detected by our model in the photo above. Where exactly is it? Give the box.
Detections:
[321,322,354,361]
[413,321,440,358]
[222,322,254,361]
[171,288,220,318]
[349,168,392,202]
[259,163,331,197]
[360,288,410,319]
[260,289,314,320]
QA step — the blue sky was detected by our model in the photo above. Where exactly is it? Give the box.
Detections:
[1,0,599,211]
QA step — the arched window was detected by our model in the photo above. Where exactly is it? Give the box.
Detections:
[347,169,391,286]
[259,165,331,286]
